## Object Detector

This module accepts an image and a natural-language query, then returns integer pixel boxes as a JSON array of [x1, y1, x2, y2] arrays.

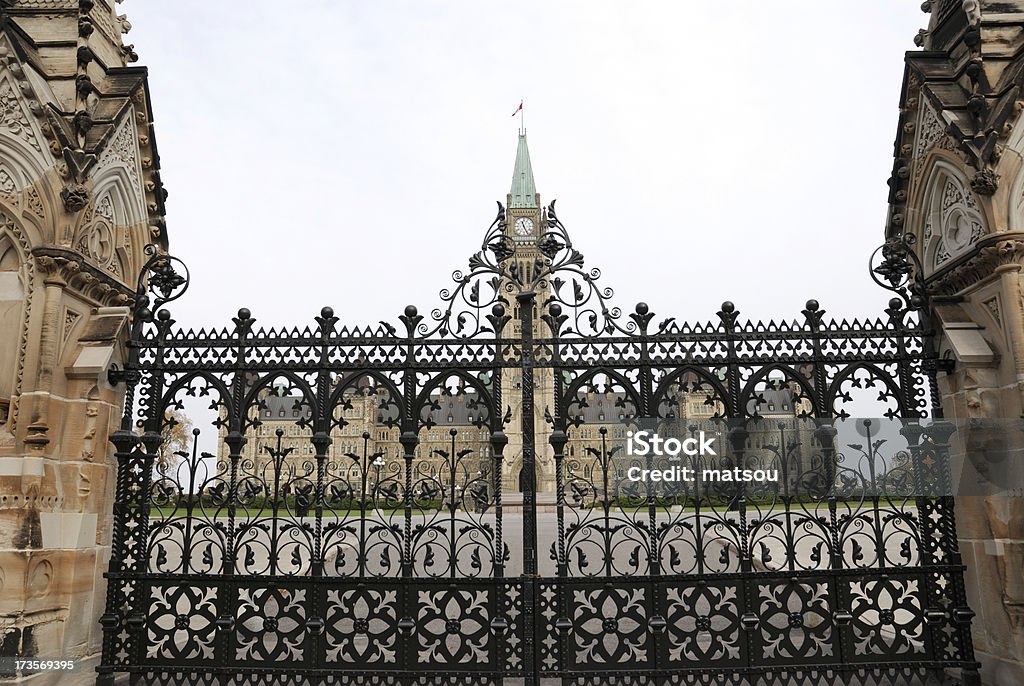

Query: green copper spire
[[509, 133, 537, 208]]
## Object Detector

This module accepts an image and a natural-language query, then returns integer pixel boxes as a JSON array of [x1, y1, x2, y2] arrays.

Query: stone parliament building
[[221, 140, 812, 499], [0, 1, 1020, 685], [220, 139, 811, 501]]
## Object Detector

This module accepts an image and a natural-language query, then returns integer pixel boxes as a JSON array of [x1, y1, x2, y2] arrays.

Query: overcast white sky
[[127, 2, 927, 331]]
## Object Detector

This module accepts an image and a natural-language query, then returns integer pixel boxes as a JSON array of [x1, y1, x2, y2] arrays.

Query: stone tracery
[[922, 165, 986, 272]]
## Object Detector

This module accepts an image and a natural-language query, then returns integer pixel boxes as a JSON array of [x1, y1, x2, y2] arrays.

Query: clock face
[[514, 217, 534, 236]]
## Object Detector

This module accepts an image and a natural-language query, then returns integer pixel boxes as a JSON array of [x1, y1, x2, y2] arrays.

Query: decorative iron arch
[[560, 367, 642, 425], [152, 370, 233, 432], [651, 365, 731, 419], [239, 370, 318, 430], [411, 369, 496, 431], [826, 361, 913, 419], [740, 362, 820, 419]]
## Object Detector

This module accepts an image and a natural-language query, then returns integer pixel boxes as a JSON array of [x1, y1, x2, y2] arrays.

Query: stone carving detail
[[928, 238, 1024, 295], [80, 220, 117, 273], [81, 403, 97, 460], [63, 309, 81, 342], [0, 167, 16, 195], [34, 252, 131, 308], [73, 194, 121, 275], [915, 100, 946, 159], [90, 3, 118, 42], [971, 169, 999, 196], [95, 111, 143, 199], [0, 76, 42, 154], [28, 559, 53, 597], [77, 469, 91, 505], [23, 186, 43, 218], [982, 297, 1001, 328], [11, 0, 78, 7], [61, 183, 90, 212], [962, 0, 981, 26], [96, 193, 114, 221], [927, 176, 985, 269]]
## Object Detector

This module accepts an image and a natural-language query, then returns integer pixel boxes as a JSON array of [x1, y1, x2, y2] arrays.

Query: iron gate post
[[517, 289, 539, 685], [96, 429, 140, 686]]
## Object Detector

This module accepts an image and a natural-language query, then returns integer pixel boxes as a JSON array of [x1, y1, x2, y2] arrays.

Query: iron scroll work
[[99, 204, 981, 685]]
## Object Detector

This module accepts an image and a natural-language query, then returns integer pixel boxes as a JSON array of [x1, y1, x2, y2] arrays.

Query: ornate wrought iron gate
[[99, 205, 981, 685]]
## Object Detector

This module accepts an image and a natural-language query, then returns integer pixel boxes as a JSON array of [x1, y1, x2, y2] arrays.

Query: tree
[[157, 408, 194, 474]]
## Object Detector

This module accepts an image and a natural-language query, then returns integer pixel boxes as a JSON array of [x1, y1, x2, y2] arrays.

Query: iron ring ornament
[[134, 243, 191, 325], [870, 232, 930, 316], [96, 203, 980, 686]]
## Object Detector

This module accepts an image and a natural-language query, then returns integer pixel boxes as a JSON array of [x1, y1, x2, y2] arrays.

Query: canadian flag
[[511, 101, 523, 117]]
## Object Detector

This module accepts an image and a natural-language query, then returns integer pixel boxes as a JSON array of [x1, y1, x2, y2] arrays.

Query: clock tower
[[502, 133, 555, 494], [506, 132, 544, 274]]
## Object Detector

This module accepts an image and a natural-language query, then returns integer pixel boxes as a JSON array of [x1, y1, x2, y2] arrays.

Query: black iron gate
[[99, 204, 981, 685]]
